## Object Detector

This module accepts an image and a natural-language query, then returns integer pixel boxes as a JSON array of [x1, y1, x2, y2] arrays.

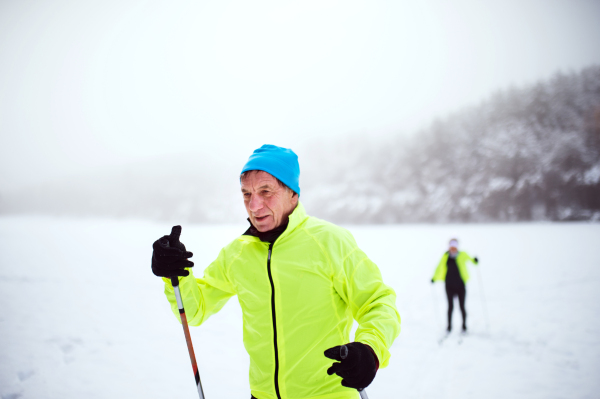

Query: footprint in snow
[[46, 337, 84, 364], [17, 370, 35, 381]]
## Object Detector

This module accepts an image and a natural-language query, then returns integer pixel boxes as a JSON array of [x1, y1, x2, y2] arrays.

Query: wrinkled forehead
[[240, 170, 279, 190]]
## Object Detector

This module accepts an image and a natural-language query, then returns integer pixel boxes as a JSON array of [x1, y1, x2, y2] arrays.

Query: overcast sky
[[1, 0, 600, 190]]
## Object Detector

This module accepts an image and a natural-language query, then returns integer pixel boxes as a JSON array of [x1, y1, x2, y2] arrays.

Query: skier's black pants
[[445, 283, 466, 329]]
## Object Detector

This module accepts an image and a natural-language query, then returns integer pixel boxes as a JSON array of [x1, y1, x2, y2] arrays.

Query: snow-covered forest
[[1, 66, 599, 223], [302, 65, 600, 223]]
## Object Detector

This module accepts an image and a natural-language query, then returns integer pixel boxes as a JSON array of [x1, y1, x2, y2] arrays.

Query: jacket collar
[[279, 201, 308, 241], [240, 202, 308, 244], [244, 218, 288, 243]]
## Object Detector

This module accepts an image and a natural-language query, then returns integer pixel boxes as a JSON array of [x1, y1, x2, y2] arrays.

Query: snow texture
[[1, 216, 599, 399]]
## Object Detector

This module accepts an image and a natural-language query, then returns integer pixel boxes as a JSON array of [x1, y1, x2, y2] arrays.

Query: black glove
[[151, 225, 194, 277], [324, 342, 378, 390], [431, 278, 434, 284], [474, 257, 479, 264]]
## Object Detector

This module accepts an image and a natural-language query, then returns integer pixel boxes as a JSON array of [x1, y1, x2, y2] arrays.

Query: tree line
[[302, 65, 600, 223], [1, 65, 599, 223]]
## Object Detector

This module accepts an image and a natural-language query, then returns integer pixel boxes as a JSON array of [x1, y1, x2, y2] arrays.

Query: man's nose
[[248, 194, 263, 212]]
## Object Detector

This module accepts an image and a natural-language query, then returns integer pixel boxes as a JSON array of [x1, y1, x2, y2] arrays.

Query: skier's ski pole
[[340, 345, 369, 399], [171, 276, 206, 399], [475, 267, 490, 333], [430, 283, 442, 331]]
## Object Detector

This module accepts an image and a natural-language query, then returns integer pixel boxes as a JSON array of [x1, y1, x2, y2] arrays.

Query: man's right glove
[[151, 225, 194, 277], [324, 342, 378, 390]]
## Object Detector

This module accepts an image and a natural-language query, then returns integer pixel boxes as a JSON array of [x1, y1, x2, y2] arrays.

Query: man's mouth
[[255, 215, 270, 222]]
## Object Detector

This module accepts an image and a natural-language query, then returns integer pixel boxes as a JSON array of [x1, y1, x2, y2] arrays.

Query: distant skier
[[431, 238, 478, 332], [150, 145, 401, 399]]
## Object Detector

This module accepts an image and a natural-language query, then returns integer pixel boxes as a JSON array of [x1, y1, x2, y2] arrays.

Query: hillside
[[303, 65, 600, 222]]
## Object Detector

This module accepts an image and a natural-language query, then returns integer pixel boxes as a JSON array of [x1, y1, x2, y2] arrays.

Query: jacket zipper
[[267, 242, 282, 399]]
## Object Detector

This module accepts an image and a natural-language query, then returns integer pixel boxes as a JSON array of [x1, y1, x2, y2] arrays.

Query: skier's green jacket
[[162, 202, 401, 399], [431, 251, 478, 283]]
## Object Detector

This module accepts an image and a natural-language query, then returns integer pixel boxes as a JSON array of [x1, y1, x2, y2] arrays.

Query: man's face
[[241, 171, 298, 232], [449, 246, 458, 255]]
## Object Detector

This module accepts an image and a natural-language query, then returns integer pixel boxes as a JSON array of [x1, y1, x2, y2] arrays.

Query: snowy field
[[1, 216, 599, 399]]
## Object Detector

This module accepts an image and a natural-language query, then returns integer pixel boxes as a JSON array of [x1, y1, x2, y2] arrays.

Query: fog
[[2, 3, 600, 398], [2, 0, 600, 213]]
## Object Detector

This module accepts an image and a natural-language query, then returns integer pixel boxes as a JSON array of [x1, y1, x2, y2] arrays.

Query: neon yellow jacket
[[162, 203, 400, 399], [431, 251, 478, 283]]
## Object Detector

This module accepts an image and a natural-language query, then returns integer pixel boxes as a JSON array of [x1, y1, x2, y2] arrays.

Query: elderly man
[[431, 238, 478, 332], [151, 145, 401, 399]]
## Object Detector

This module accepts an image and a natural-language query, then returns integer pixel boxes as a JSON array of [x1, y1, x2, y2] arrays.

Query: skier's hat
[[241, 144, 301, 196], [449, 239, 459, 248]]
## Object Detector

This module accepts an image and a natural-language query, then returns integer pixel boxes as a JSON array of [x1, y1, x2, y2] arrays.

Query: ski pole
[[340, 345, 369, 399], [430, 283, 442, 331], [171, 276, 206, 399], [475, 267, 490, 333]]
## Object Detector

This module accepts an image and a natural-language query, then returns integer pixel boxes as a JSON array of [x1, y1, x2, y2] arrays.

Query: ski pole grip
[[170, 276, 180, 287]]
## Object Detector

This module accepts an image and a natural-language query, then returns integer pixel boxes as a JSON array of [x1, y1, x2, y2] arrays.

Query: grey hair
[[240, 170, 297, 196]]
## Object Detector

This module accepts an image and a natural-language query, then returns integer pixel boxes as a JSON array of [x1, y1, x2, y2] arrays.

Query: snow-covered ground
[[1, 216, 599, 399]]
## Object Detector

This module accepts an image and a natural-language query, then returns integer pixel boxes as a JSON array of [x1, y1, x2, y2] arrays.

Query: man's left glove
[[324, 342, 378, 390], [151, 225, 194, 277]]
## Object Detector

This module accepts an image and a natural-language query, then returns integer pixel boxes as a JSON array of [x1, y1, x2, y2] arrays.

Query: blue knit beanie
[[241, 144, 300, 196]]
